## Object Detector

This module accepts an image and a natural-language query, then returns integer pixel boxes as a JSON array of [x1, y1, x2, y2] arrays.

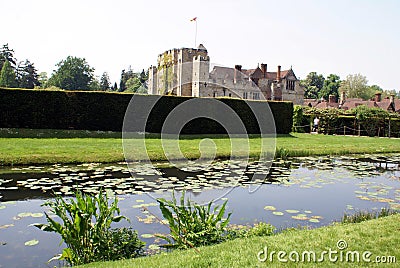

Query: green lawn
[[78, 214, 400, 268], [1, 131, 400, 165]]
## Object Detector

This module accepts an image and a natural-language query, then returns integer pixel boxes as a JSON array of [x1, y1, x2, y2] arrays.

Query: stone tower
[[148, 44, 209, 96], [192, 50, 210, 97]]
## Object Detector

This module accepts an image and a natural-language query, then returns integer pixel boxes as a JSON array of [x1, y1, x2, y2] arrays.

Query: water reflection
[[0, 154, 399, 267]]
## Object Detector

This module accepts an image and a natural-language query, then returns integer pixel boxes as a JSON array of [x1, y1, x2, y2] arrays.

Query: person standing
[[313, 117, 320, 133]]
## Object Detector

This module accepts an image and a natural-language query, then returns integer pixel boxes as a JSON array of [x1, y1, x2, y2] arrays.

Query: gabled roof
[[305, 96, 400, 113], [210, 66, 294, 81]]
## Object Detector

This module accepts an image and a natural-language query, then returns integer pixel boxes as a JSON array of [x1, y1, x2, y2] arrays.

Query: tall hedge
[[0, 88, 293, 134]]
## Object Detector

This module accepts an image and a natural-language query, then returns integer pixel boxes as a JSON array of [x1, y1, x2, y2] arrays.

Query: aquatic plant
[[156, 191, 232, 249], [34, 189, 145, 265]]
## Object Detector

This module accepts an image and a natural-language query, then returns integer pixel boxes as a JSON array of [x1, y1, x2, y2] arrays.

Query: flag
[[190, 17, 197, 22]]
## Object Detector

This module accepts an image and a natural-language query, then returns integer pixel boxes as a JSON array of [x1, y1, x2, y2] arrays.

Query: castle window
[[253, 92, 260, 100], [243, 92, 248, 99], [213, 91, 217, 97], [286, 80, 295, 90]]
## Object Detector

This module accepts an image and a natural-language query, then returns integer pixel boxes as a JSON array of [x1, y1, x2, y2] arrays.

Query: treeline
[[0, 44, 40, 89], [300, 72, 399, 101], [0, 43, 147, 92]]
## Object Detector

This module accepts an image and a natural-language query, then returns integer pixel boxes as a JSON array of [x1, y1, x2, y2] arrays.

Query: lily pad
[[140, 233, 154, 238], [0, 224, 14, 229], [309, 218, 320, 223], [24, 239, 39, 246], [285, 209, 300, 214], [272, 211, 284, 216], [148, 244, 160, 250], [264, 206, 276, 211], [291, 215, 308, 220], [18, 212, 33, 218], [0, 205, 6, 210], [31, 213, 44, 218]]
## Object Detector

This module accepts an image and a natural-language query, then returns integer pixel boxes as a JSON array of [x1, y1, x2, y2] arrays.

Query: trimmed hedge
[[0, 88, 293, 134]]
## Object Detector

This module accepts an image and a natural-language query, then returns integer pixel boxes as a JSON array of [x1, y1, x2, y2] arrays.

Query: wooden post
[[344, 126, 346, 136], [358, 124, 361, 136], [389, 118, 391, 138]]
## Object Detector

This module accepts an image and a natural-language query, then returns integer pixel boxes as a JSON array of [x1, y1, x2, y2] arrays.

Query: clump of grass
[[341, 207, 398, 224], [274, 147, 289, 160], [226, 222, 275, 240]]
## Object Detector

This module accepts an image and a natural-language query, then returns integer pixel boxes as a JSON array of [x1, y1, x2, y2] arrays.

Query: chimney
[[329, 94, 336, 104], [277, 65, 281, 82], [374, 92, 382, 102], [260, 63, 267, 78], [390, 94, 395, 104], [340, 91, 346, 105], [234, 65, 242, 83]]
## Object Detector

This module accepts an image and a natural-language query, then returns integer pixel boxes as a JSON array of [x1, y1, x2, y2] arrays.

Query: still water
[[0, 154, 399, 267]]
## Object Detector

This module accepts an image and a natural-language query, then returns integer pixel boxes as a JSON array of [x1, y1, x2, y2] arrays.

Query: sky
[[2, 0, 400, 91]]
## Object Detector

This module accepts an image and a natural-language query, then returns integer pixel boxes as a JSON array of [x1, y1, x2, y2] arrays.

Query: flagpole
[[190, 17, 198, 48], [195, 19, 197, 48]]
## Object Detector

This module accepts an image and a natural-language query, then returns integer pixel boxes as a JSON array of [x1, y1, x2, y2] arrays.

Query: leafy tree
[[89, 76, 101, 90], [369, 84, 383, 93], [339, 74, 373, 100], [47, 56, 95, 90], [300, 72, 325, 99], [0, 43, 16, 70], [16, 59, 40, 88], [0, 60, 18, 88], [100, 72, 111, 91], [125, 76, 147, 93], [119, 66, 136, 92], [318, 74, 340, 100], [38, 72, 48, 88]]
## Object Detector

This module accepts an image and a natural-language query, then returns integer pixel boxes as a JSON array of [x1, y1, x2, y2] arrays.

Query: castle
[[148, 44, 304, 105]]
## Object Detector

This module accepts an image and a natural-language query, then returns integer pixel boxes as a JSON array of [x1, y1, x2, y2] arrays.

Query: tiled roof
[[315, 101, 339, 109], [305, 97, 400, 113], [210, 66, 291, 81]]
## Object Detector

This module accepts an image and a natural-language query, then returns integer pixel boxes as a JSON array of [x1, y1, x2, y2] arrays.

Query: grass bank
[[78, 214, 400, 268], [1, 129, 400, 165]]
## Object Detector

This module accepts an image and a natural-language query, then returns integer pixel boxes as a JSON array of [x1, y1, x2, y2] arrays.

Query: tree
[[100, 72, 111, 91], [119, 66, 136, 92], [119, 70, 127, 91], [0, 60, 18, 88], [47, 56, 95, 90], [111, 82, 118, 91], [38, 72, 48, 88], [0, 43, 16, 70], [16, 59, 40, 88], [89, 76, 101, 90], [300, 72, 325, 99], [318, 74, 340, 100], [339, 74, 373, 100]]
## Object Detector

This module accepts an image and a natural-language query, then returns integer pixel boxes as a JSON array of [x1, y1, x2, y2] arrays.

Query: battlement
[[193, 55, 210, 61]]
